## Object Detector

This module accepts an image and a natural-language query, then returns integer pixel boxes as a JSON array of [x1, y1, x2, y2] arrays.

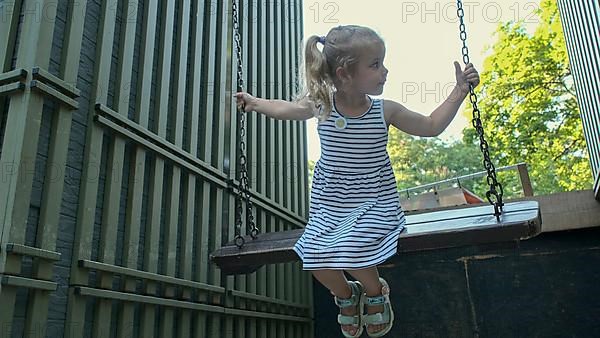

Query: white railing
[[401, 163, 534, 197]]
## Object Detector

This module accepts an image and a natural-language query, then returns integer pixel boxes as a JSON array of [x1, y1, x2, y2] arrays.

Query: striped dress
[[293, 96, 406, 270]]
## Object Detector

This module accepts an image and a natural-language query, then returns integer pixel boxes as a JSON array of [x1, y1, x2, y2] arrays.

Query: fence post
[[517, 163, 534, 197]]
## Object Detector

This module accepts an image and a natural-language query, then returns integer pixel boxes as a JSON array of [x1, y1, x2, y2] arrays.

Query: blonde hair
[[295, 25, 384, 121]]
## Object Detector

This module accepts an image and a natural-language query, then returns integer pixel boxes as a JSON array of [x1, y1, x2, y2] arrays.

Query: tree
[[386, 132, 481, 191], [462, 0, 592, 194]]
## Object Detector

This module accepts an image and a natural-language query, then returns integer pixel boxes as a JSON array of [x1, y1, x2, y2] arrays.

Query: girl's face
[[353, 43, 388, 95]]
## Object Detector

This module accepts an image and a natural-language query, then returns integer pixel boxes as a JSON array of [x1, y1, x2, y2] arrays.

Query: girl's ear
[[335, 66, 352, 84]]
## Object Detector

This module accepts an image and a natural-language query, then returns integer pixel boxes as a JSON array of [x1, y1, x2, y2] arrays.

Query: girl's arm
[[385, 62, 478, 137], [235, 92, 316, 120], [384, 99, 437, 137]]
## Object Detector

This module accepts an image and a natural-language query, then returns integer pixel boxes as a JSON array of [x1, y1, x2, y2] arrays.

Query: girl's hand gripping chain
[[454, 61, 480, 94], [235, 92, 258, 112]]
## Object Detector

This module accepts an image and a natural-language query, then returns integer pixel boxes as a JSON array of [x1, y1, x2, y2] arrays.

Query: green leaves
[[472, 0, 592, 195], [386, 131, 482, 193], [387, 0, 592, 198]]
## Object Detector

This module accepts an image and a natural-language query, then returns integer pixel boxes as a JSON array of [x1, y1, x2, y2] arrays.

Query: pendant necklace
[[334, 116, 347, 129]]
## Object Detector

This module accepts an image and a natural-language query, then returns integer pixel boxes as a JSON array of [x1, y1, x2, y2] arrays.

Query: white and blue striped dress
[[293, 97, 406, 270]]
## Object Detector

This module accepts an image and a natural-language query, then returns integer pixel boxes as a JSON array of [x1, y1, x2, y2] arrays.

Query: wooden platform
[[210, 201, 542, 275]]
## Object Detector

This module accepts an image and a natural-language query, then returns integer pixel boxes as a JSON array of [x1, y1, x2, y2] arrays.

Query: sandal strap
[[335, 294, 358, 308], [334, 282, 362, 308], [335, 281, 365, 337], [364, 277, 392, 326], [337, 313, 360, 326], [364, 295, 385, 306], [363, 304, 391, 325], [364, 276, 391, 306]]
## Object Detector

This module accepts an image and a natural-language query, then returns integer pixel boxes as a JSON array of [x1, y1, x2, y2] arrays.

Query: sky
[[301, 0, 541, 161]]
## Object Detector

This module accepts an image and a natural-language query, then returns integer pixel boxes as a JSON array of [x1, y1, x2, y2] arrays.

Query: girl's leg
[[345, 267, 388, 335], [311, 269, 359, 336]]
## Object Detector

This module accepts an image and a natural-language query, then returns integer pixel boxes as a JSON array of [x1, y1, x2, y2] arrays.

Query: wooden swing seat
[[211, 200, 542, 275]]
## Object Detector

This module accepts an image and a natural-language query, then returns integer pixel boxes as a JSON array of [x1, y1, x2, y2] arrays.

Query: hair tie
[[317, 36, 326, 45]]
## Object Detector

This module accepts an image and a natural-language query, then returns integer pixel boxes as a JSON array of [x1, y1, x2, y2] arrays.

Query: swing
[[211, 0, 542, 275]]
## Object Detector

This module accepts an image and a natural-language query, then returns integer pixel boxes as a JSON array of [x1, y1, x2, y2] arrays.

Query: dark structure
[[0, 1, 310, 337], [558, 0, 600, 199]]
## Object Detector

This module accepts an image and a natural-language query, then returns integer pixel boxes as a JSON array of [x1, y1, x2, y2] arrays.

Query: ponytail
[[303, 35, 334, 121]]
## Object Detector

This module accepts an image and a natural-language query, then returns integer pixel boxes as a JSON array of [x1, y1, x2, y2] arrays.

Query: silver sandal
[[362, 277, 394, 337], [334, 281, 365, 338]]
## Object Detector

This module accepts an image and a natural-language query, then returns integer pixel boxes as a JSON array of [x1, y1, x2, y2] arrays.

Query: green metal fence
[[0, 1, 312, 337]]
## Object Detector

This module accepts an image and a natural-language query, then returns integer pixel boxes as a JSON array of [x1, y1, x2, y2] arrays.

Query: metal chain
[[232, 0, 258, 248], [456, 0, 504, 220]]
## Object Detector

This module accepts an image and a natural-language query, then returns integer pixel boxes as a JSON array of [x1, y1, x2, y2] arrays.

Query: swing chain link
[[233, 0, 258, 249], [456, 0, 504, 220]]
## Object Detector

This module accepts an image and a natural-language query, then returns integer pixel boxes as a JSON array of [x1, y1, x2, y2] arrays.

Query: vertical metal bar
[[0, 286, 18, 334], [153, 0, 177, 335], [296, 1, 313, 334], [0, 0, 23, 143], [65, 0, 115, 335], [214, 0, 227, 172], [169, 0, 191, 337], [267, 0, 276, 207], [257, 217, 268, 337], [287, 2, 303, 333], [197, 182, 211, 338], [0, 256, 20, 338], [209, 188, 224, 338], [290, 1, 314, 337], [181, 89, 199, 332], [252, 0, 268, 335], [297, 3, 308, 221], [232, 1, 246, 337], [200, 0, 216, 165], [293, 262, 302, 338], [188, 0, 206, 335], [254, 0, 265, 335], [97, 1, 140, 335], [225, 1, 239, 337], [282, 1, 295, 336], [265, 1, 277, 336], [215, 2, 230, 337], [0, 0, 22, 71], [197, 0, 216, 328], [129, 0, 159, 336], [274, 0, 284, 207], [239, 0, 255, 338], [180, 118, 196, 332], [273, 1, 287, 336], [289, 1, 299, 218], [0, 0, 56, 274], [244, 0, 264, 332], [26, 0, 85, 334], [203, 0, 225, 335], [118, 0, 147, 334], [142, 53, 162, 338], [283, 1, 292, 211], [257, 0, 267, 208], [220, 1, 232, 335]]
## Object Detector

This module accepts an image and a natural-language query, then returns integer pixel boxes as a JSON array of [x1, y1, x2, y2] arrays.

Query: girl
[[235, 25, 480, 338]]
